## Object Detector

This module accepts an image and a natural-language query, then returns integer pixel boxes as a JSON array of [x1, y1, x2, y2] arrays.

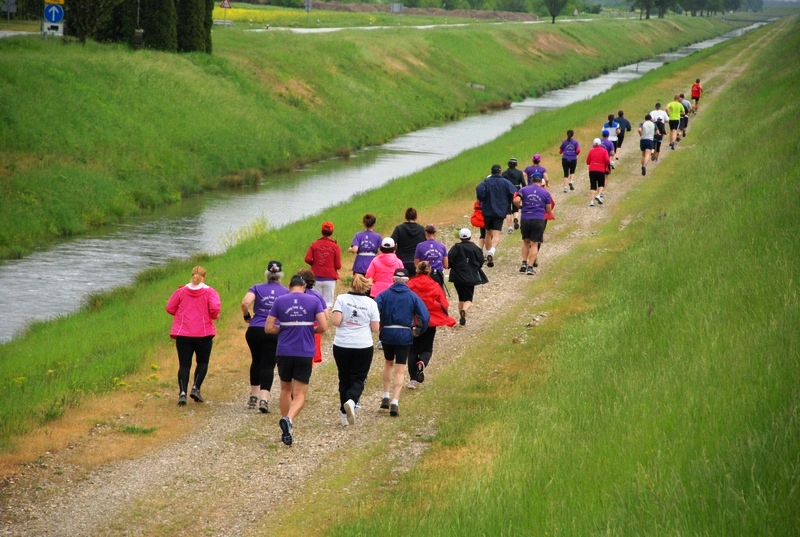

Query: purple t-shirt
[[350, 229, 381, 274], [413, 239, 448, 271], [518, 184, 552, 220], [601, 138, 615, 157], [248, 281, 289, 328], [523, 165, 546, 186], [560, 138, 580, 161], [268, 291, 324, 358]]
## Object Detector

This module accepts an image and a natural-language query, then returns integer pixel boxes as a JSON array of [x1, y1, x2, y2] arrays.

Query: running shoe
[[532, 259, 538, 268], [519, 262, 527, 273], [178, 393, 187, 406], [279, 417, 293, 446], [526, 265, 535, 276], [569, 182, 574, 191], [670, 143, 675, 150], [416, 361, 425, 383], [486, 254, 494, 268], [513, 217, 520, 230], [344, 399, 356, 425], [190, 387, 204, 403], [595, 196, 603, 205], [380, 397, 390, 410], [642, 166, 646, 176], [563, 187, 568, 193], [407, 380, 418, 390], [340, 413, 349, 426], [390, 403, 399, 417], [589, 202, 595, 207], [507, 226, 514, 234], [259, 399, 269, 414], [247, 395, 258, 409], [459, 310, 466, 326]]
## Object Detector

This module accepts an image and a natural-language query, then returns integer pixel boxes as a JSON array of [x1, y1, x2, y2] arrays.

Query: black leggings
[[245, 326, 278, 391], [409, 326, 437, 378], [175, 336, 213, 394], [332, 344, 374, 412]]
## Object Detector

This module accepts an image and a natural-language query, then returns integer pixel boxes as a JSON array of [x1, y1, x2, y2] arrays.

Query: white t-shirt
[[332, 293, 380, 348], [639, 120, 656, 141], [650, 109, 669, 124]]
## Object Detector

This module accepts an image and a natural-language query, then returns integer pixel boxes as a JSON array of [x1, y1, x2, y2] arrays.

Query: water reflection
[[0, 23, 767, 342]]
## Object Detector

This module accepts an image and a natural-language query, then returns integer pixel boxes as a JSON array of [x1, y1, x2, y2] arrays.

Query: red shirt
[[691, 83, 702, 98], [304, 236, 342, 280], [586, 146, 610, 173]]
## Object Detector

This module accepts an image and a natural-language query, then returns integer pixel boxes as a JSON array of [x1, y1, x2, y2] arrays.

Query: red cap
[[321, 221, 334, 233]]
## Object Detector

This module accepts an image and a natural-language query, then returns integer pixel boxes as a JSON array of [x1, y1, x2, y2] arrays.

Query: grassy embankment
[[303, 17, 796, 536], [0, 15, 737, 259]]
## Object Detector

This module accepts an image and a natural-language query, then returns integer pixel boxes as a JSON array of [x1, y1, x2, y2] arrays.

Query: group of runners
[[165, 79, 703, 446]]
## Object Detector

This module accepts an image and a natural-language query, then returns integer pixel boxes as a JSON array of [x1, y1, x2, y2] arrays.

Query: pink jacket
[[365, 253, 404, 298], [166, 284, 221, 338]]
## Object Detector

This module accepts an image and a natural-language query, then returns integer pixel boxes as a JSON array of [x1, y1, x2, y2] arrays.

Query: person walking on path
[[375, 268, 429, 417], [166, 266, 221, 407], [691, 78, 703, 113], [476, 164, 517, 268], [348, 213, 381, 276], [330, 274, 380, 426], [558, 129, 581, 193], [241, 260, 289, 413], [366, 237, 405, 299], [413, 224, 449, 289], [447, 228, 488, 326], [406, 261, 456, 389], [304, 221, 341, 309], [470, 200, 486, 250], [586, 138, 610, 207], [514, 173, 553, 275], [666, 95, 685, 150], [638, 114, 656, 176], [600, 129, 615, 199], [679, 93, 692, 139], [265, 274, 328, 446], [502, 158, 525, 233], [615, 110, 632, 156], [391, 207, 426, 275], [602, 114, 621, 158], [523, 154, 550, 189]]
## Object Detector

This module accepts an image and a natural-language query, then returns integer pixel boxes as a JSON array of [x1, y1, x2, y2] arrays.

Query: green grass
[[0, 16, 739, 259], [320, 17, 800, 537]]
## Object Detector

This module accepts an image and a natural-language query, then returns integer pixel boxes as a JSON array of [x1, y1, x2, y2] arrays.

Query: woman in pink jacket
[[406, 261, 457, 389], [166, 266, 221, 406], [366, 237, 404, 299]]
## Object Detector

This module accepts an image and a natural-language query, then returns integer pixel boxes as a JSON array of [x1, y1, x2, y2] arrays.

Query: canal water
[[0, 23, 766, 342]]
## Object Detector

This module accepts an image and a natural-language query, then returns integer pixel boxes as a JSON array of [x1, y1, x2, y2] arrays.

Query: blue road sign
[[44, 3, 64, 24]]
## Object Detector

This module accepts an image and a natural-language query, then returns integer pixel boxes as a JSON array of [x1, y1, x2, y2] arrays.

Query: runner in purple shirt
[[413, 224, 449, 287], [266, 274, 328, 446], [514, 175, 553, 275], [558, 130, 581, 193], [523, 154, 550, 188], [348, 213, 381, 275]]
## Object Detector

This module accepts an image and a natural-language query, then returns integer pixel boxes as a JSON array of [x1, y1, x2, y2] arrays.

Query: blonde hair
[[351, 274, 373, 294], [416, 261, 431, 275], [190, 266, 206, 285]]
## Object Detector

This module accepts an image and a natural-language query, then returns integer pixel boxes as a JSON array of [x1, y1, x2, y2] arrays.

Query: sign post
[[220, 0, 231, 25], [2, 0, 17, 27], [43, 2, 64, 37]]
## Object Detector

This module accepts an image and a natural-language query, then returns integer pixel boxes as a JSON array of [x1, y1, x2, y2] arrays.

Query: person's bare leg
[[287, 381, 308, 422], [279, 380, 292, 417], [392, 363, 405, 402]]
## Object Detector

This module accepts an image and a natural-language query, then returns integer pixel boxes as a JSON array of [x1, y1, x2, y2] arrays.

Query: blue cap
[[602, 129, 610, 137]]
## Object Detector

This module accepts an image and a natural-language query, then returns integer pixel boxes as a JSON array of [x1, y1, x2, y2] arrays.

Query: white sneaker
[[563, 187, 568, 193], [407, 380, 418, 390], [340, 412, 349, 426], [507, 227, 514, 234], [343, 399, 356, 425]]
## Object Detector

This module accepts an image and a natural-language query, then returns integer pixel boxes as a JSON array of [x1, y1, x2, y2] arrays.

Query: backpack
[[470, 201, 484, 229]]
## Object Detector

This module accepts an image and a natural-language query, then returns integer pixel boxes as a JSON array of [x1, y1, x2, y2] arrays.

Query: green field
[[0, 14, 737, 259]]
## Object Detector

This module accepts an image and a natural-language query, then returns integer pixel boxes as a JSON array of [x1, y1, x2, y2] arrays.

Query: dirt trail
[[0, 26, 773, 536]]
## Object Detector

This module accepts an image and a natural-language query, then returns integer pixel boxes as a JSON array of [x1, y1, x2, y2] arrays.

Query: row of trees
[[631, 0, 763, 19], [16, 0, 213, 52]]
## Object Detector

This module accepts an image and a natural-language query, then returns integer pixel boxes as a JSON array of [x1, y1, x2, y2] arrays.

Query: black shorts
[[479, 227, 486, 240], [453, 283, 475, 303], [277, 355, 313, 384], [669, 119, 680, 131], [617, 133, 625, 148], [483, 215, 504, 232], [589, 170, 606, 191], [680, 116, 688, 129], [382, 343, 410, 365], [562, 159, 577, 177], [692, 96, 700, 102], [640, 139, 654, 151], [520, 218, 547, 243]]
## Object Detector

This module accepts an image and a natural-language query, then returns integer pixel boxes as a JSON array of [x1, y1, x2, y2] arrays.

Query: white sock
[[391, 399, 399, 406], [383, 392, 390, 399]]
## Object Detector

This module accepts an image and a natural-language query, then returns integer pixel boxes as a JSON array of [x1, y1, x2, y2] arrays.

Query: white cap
[[381, 237, 395, 248], [459, 228, 472, 239], [593, 138, 602, 146]]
